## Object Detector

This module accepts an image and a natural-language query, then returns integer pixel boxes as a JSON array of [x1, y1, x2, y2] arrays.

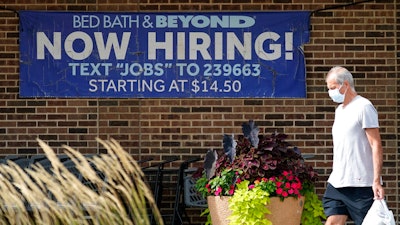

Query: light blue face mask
[[328, 85, 346, 103]]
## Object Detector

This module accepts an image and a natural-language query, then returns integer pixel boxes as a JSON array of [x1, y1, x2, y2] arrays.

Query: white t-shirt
[[327, 95, 379, 188]]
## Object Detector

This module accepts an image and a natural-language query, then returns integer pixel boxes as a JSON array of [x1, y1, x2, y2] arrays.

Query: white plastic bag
[[362, 199, 396, 225]]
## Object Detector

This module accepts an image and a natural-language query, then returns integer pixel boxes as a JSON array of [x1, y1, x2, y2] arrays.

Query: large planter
[[207, 195, 305, 225]]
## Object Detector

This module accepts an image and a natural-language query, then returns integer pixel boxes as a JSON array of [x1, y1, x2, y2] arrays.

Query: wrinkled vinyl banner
[[19, 11, 310, 98]]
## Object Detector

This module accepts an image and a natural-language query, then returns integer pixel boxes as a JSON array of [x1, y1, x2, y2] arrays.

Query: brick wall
[[0, 0, 398, 224]]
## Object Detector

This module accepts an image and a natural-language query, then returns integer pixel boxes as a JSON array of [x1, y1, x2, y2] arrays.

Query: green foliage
[[200, 208, 212, 225], [228, 180, 272, 225], [195, 175, 210, 198], [256, 178, 276, 194], [208, 169, 237, 196], [301, 184, 326, 225], [196, 169, 239, 197]]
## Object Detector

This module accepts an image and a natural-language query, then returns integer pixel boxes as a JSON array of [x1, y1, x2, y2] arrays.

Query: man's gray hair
[[327, 66, 355, 91]]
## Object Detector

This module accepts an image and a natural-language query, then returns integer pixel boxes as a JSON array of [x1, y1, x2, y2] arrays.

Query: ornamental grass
[[0, 138, 163, 225]]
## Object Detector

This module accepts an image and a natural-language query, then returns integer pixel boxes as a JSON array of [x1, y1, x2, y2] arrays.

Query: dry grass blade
[[94, 138, 163, 225], [0, 138, 164, 225]]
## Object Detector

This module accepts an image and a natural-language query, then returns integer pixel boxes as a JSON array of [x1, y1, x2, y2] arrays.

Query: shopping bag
[[362, 199, 396, 225]]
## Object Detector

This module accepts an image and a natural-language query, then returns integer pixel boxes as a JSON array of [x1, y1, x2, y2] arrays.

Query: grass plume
[[0, 138, 163, 225]]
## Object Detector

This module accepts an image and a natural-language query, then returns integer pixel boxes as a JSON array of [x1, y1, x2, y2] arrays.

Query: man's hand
[[372, 183, 385, 200]]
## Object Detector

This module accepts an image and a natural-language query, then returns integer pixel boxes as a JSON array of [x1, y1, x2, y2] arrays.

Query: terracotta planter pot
[[266, 196, 305, 224], [207, 196, 232, 224], [207, 195, 305, 225]]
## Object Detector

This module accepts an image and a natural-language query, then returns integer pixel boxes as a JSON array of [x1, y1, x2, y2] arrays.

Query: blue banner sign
[[19, 11, 310, 98]]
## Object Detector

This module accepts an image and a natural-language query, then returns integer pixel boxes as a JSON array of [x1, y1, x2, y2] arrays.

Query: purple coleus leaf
[[247, 160, 260, 168]]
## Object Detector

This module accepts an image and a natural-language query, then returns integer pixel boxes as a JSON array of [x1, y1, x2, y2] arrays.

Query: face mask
[[328, 85, 346, 103]]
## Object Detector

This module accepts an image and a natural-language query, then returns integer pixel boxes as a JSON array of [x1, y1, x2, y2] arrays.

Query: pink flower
[[291, 182, 301, 189], [229, 185, 235, 195], [276, 188, 283, 195], [283, 171, 289, 176], [249, 184, 255, 189], [276, 181, 282, 187], [215, 186, 222, 196], [282, 191, 288, 197]]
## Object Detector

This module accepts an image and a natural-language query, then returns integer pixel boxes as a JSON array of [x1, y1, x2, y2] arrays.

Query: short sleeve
[[362, 103, 379, 129]]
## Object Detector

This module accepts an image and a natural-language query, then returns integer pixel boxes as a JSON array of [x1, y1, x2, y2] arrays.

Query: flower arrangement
[[258, 170, 303, 199], [195, 120, 326, 225]]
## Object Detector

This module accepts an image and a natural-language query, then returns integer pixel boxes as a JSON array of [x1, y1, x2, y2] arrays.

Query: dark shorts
[[323, 183, 374, 225]]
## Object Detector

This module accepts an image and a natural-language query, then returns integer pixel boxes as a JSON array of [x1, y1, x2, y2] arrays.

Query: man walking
[[323, 66, 385, 225]]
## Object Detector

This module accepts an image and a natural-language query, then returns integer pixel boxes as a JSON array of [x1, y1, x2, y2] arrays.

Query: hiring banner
[[19, 11, 310, 98]]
